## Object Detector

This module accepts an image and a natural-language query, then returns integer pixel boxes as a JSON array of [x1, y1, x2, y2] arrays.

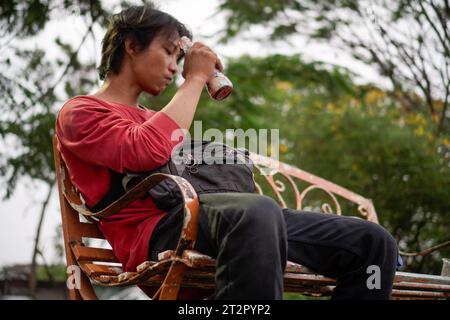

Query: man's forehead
[[153, 32, 180, 46], [165, 33, 181, 47]]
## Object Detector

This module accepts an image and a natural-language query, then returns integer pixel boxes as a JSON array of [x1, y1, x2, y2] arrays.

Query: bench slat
[[140, 255, 450, 295], [83, 263, 122, 277], [392, 289, 450, 299], [394, 281, 450, 292], [283, 273, 336, 286], [395, 272, 450, 285], [78, 222, 105, 239], [72, 244, 119, 263]]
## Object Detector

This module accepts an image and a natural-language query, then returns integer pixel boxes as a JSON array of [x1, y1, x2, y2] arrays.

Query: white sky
[[0, 0, 385, 267]]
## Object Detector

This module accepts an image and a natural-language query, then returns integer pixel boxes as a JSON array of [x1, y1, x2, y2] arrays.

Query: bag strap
[[88, 168, 158, 213]]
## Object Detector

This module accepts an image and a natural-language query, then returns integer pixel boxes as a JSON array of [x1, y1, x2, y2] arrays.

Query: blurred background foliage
[[0, 0, 449, 298]]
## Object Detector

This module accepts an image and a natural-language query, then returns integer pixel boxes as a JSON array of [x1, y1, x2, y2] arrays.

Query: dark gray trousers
[[149, 193, 398, 300]]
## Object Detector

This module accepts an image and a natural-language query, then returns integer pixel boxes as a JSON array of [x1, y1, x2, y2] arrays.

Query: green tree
[[292, 95, 450, 273], [216, 0, 450, 135], [0, 0, 130, 298]]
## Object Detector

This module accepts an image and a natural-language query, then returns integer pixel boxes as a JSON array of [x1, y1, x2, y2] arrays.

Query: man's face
[[131, 32, 183, 96]]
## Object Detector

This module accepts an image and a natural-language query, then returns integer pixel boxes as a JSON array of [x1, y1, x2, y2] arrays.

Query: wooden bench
[[52, 136, 450, 300]]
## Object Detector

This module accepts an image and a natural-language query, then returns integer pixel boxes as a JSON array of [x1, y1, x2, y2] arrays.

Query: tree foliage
[[217, 0, 450, 135], [0, 0, 134, 297], [0, 0, 123, 198]]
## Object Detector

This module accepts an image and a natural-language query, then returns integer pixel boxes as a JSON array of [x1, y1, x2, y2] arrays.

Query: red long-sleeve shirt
[[55, 95, 183, 272]]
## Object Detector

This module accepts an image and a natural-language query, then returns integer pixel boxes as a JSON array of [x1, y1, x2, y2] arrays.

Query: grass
[[36, 264, 67, 282], [283, 292, 330, 300]]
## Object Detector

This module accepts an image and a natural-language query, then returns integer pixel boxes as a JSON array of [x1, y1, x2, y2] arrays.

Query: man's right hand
[[181, 42, 223, 83], [161, 41, 224, 131]]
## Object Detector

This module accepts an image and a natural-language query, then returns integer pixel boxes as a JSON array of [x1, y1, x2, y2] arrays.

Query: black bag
[[89, 140, 256, 212]]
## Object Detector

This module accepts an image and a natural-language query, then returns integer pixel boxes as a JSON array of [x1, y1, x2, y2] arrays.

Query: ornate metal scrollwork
[[254, 182, 263, 195], [253, 164, 286, 207], [357, 205, 368, 218], [253, 164, 303, 209], [298, 185, 342, 215], [274, 179, 286, 192], [250, 156, 382, 219]]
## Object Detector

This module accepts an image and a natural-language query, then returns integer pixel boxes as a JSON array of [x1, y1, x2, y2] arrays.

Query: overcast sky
[[0, 0, 385, 267]]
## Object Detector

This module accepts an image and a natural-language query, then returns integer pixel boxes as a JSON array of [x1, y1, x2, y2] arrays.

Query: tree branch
[[418, 1, 449, 57], [25, 16, 98, 110]]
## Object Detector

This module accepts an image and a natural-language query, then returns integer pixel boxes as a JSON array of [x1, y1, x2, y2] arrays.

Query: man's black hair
[[98, 3, 192, 80]]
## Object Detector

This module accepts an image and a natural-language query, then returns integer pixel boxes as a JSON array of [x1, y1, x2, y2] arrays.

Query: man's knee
[[227, 194, 286, 238], [236, 195, 288, 266], [362, 222, 398, 260], [240, 194, 283, 222]]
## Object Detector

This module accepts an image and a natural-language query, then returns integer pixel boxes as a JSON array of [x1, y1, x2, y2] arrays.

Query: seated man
[[56, 3, 398, 300]]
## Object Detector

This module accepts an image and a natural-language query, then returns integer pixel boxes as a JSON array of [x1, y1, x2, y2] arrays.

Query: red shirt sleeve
[[56, 98, 183, 173]]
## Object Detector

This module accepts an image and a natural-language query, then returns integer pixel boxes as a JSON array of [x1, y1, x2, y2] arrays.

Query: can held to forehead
[[179, 36, 233, 101]]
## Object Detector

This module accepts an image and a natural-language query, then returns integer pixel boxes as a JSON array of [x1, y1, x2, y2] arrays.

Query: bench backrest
[[53, 136, 380, 299], [249, 153, 379, 223], [53, 136, 119, 299]]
